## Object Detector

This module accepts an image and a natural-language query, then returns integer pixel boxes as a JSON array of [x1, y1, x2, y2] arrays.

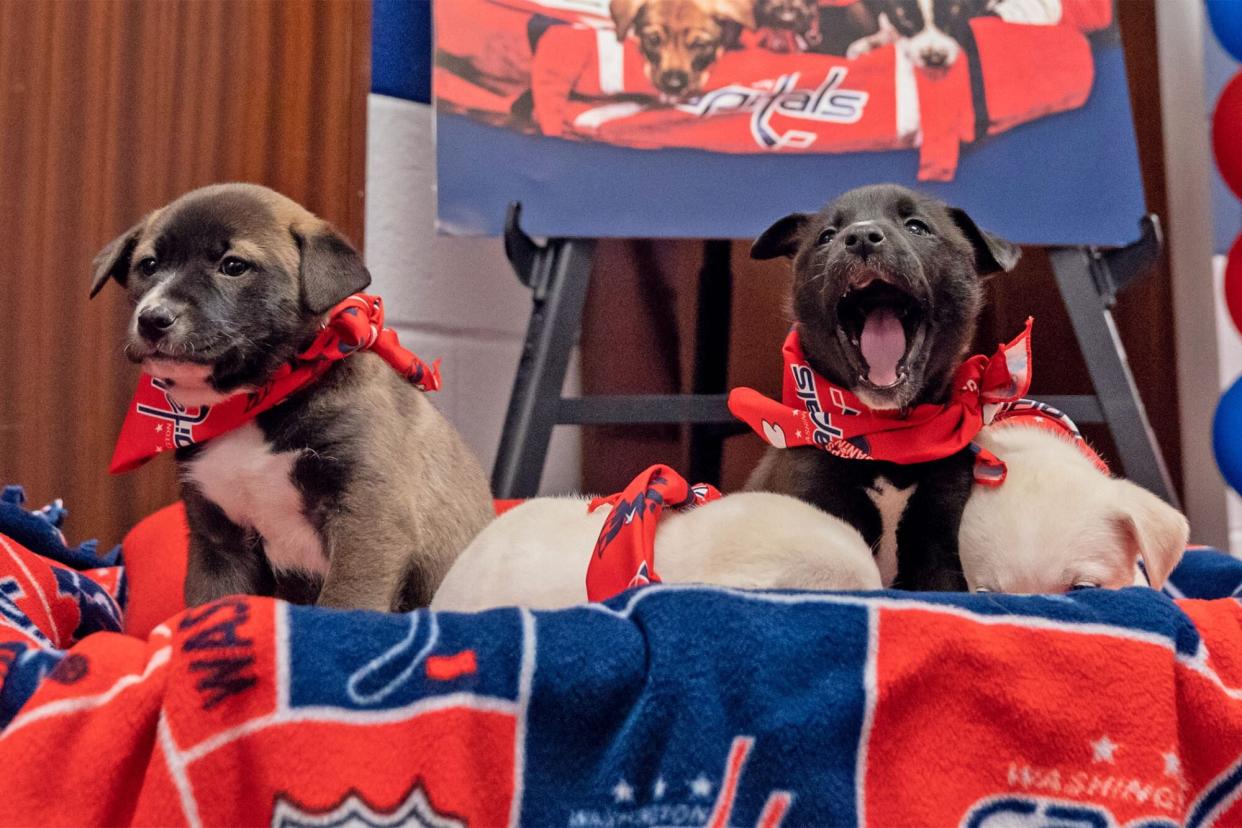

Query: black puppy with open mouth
[[734, 184, 1020, 591]]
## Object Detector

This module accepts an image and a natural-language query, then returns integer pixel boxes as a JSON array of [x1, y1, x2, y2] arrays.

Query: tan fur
[[92, 183, 495, 612], [432, 491, 880, 612], [312, 356, 496, 611], [960, 423, 1189, 593], [610, 0, 755, 98]]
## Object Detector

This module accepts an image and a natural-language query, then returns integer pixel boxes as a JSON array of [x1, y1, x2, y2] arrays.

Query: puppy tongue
[[860, 307, 905, 387]]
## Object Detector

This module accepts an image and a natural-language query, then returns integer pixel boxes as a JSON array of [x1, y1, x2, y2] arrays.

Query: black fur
[[874, 0, 994, 38], [748, 184, 1018, 590]]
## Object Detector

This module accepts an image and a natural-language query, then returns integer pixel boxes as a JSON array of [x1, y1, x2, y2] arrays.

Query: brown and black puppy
[[611, 0, 756, 100], [90, 183, 494, 612], [745, 184, 1019, 591]]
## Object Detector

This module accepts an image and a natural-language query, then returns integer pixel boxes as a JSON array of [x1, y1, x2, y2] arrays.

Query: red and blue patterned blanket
[[1, 485, 1240, 826]]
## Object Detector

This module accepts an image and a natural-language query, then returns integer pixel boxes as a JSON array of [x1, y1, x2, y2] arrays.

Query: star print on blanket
[[1, 486, 1241, 826]]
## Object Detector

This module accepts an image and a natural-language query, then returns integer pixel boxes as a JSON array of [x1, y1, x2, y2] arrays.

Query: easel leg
[[688, 240, 733, 486], [1047, 247, 1180, 506], [491, 238, 596, 498]]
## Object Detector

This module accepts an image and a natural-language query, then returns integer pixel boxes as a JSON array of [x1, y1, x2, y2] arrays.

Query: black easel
[[491, 204, 1178, 508]]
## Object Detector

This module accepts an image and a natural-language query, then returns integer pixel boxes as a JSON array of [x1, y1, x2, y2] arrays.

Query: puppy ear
[[296, 224, 373, 314], [751, 213, 811, 260], [610, 0, 644, 39], [947, 207, 1021, 276], [89, 220, 144, 298], [714, 0, 757, 29], [1113, 480, 1188, 590]]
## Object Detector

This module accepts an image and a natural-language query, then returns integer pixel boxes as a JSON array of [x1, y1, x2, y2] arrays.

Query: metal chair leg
[[688, 240, 733, 486], [1048, 231, 1179, 506], [491, 205, 596, 498]]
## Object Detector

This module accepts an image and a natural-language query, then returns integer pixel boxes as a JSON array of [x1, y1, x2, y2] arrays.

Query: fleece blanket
[[1, 489, 1241, 826]]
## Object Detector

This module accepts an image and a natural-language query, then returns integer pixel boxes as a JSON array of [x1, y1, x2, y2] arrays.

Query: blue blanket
[[0, 488, 1240, 826]]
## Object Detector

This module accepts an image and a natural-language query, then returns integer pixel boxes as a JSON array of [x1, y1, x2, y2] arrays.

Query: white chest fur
[[865, 477, 916, 587], [182, 422, 327, 576]]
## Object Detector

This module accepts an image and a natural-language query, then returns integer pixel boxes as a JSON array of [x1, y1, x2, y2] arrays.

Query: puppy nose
[[923, 50, 948, 68], [138, 306, 179, 340], [843, 223, 885, 257], [659, 71, 689, 93]]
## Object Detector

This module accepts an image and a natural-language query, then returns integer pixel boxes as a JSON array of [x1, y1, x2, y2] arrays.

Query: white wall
[[364, 93, 582, 494], [1213, 254, 1242, 555], [1155, 0, 1233, 552]]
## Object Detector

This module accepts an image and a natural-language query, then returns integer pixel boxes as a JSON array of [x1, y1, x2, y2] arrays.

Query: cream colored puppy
[[431, 492, 882, 611], [959, 422, 1188, 594]]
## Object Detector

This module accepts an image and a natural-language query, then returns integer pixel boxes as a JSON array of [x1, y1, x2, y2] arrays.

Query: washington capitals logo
[[964, 795, 1178, 828], [790, 364, 860, 449], [594, 477, 677, 560], [679, 69, 868, 150], [573, 736, 794, 827], [680, 68, 864, 151], [135, 378, 209, 449], [271, 783, 463, 828]]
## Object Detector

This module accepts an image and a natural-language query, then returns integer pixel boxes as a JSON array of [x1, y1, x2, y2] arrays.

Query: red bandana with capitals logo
[[584, 464, 720, 602], [986, 398, 1110, 475], [727, 318, 1034, 486], [109, 294, 440, 474]]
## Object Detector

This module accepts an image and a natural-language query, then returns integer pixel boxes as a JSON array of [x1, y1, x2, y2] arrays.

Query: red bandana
[[584, 464, 721, 602], [727, 319, 1034, 486], [986, 398, 1110, 475], [109, 294, 440, 474]]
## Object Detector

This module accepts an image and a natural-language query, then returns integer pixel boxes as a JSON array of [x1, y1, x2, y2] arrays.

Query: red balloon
[[1229, 234, 1242, 337], [1213, 72, 1242, 200]]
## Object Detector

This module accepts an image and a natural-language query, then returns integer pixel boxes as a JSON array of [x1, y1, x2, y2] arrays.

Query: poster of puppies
[[433, 0, 1145, 244]]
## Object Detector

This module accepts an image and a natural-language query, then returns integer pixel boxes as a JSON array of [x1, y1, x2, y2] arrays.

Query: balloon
[[1213, 375, 1242, 494], [1213, 72, 1242, 200], [1208, 0, 1242, 63], [1227, 234, 1242, 337]]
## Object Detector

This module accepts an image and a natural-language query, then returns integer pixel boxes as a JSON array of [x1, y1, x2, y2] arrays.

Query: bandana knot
[[109, 293, 440, 474], [585, 465, 720, 602]]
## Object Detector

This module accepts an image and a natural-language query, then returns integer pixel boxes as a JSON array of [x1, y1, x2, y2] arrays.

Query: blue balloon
[[1208, 0, 1242, 63], [1214, 375, 1242, 494]]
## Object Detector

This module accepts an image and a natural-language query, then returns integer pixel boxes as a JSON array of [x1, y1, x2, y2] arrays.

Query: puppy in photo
[[742, 184, 1020, 591], [611, 0, 756, 100], [753, 0, 823, 52], [431, 492, 882, 612], [959, 413, 1188, 594], [847, 0, 996, 70], [91, 183, 494, 612]]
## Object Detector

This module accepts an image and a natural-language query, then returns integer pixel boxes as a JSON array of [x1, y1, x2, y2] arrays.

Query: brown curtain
[[0, 0, 371, 549]]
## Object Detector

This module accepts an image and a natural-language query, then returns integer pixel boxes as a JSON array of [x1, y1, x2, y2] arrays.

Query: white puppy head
[[960, 424, 1188, 594], [656, 491, 883, 591]]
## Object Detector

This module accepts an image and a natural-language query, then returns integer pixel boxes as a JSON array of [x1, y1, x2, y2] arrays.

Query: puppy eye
[[1069, 582, 1099, 592], [904, 218, 931, 236], [642, 31, 662, 48], [137, 257, 158, 277], [817, 227, 837, 246], [219, 257, 252, 277]]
